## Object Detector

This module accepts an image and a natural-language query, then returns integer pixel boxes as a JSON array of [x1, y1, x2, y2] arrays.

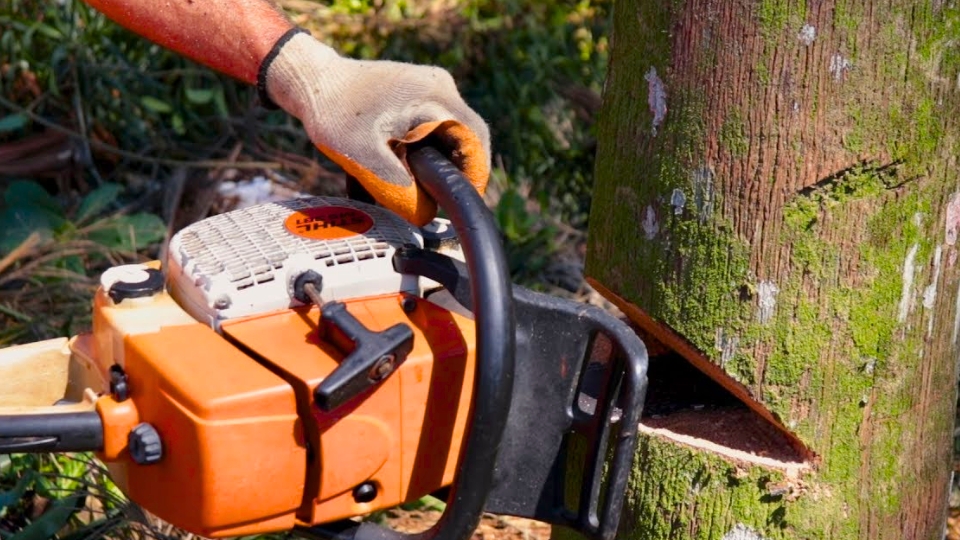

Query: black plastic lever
[[313, 302, 414, 412]]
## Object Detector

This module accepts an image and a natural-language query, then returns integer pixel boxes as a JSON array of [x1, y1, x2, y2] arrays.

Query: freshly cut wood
[[586, 0, 960, 538], [0, 337, 70, 407]]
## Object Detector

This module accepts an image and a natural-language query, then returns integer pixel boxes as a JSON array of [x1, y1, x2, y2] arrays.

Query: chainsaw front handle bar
[[401, 146, 516, 540], [301, 146, 517, 540]]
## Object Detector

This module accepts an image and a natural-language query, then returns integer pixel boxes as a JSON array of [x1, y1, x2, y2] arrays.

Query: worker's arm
[[83, 0, 292, 84], [84, 0, 491, 225]]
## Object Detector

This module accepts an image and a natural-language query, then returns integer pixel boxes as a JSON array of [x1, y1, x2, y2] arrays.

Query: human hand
[[262, 30, 491, 225]]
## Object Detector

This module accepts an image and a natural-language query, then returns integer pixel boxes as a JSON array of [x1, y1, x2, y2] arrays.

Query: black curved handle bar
[[299, 147, 516, 540]]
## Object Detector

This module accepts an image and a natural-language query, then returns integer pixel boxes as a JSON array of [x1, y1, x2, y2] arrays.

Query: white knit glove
[[261, 29, 491, 225]]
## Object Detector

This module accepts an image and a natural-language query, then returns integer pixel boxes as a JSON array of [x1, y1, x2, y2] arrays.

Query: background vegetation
[[0, 0, 610, 537]]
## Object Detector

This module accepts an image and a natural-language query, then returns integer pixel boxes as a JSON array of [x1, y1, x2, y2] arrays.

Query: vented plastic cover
[[166, 197, 422, 325]]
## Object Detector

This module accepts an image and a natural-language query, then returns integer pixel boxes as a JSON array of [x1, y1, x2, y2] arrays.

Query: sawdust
[[948, 508, 960, 540], [382, 510, 551, 540]]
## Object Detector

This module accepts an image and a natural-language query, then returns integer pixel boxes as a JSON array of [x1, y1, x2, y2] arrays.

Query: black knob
[[128, 423, 162, 465], [353, 482, 378, 503]]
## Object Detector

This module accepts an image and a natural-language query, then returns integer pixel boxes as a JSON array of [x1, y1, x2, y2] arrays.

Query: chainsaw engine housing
[[68, 197, 478, 537]]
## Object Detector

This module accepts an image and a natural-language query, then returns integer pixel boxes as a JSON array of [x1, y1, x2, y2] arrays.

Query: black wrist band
[[257, 27, 310, 109]]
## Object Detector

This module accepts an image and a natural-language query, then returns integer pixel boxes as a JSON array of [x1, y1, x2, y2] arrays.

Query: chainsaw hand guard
[[485, 288, 647, 540]]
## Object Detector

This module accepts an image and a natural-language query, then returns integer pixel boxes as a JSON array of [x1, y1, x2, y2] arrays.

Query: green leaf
[[0, 181, 64, 254], [4, 180, 62, 216], [185, 87, 214, 105], [0, 113, 28, 133], [213, 87, 229, 117], [75, 183, 121, 223], [31, 22, 62, 40], [0, 471, 35, 510], [171, 113, 186, 135], [140, 95, 173, 114], [87, 213, 166, 251], [9, 494, 83, 540], [0, 207, 54, 255]]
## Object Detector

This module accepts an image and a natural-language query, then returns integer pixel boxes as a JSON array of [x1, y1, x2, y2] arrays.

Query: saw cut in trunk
[[587, 0, 960, 538]]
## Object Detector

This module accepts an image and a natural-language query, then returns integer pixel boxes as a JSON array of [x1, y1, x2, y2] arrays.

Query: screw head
[[401, 297, 417, 313], [353, 482, 377, 503], [368, 355, 395, 382]]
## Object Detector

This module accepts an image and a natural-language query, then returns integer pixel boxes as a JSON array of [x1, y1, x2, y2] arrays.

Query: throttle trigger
[[313, 301, 414, 412]]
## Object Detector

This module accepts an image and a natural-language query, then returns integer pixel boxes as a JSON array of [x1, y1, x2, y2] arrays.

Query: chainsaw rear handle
[[0, 411, 103, 453], [300, 146, 517, 540]]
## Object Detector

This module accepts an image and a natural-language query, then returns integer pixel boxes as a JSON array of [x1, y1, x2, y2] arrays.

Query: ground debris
[[383, 510, 551, 540]]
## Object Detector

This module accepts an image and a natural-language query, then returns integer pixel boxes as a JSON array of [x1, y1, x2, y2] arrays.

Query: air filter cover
[[166, 197, 422, 325]]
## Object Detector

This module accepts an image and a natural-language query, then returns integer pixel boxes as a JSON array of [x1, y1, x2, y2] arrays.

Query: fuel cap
[[100, 265, 164, 303]]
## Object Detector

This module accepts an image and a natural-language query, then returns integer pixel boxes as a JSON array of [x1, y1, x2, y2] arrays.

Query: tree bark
[[586, 0, 960, 538]]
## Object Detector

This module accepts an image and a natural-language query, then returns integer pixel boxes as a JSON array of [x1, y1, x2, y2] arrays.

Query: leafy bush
[[0, 1, 609, 537], [0, 180, 165, 343]]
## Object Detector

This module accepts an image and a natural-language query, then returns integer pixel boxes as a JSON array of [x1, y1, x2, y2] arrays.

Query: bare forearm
[[84, 0, 293, 84]]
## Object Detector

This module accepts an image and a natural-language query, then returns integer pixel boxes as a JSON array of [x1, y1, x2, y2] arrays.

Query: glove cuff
[[261, 31, 341, 120], [257, 27, 311, 109]]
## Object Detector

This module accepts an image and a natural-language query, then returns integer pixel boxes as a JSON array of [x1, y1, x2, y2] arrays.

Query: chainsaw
[[0, 147, 648, 540]]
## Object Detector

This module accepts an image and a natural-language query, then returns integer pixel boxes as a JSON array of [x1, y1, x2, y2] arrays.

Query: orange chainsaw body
[[1, 154, 650, 540], [72, 280, 476, 537]]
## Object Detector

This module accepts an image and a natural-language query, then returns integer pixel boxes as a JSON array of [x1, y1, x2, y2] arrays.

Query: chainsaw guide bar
[[0, 148, 648, 540]]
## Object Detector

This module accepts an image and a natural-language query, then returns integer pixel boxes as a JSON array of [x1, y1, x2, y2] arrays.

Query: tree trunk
[[586, 0, 960, 538]]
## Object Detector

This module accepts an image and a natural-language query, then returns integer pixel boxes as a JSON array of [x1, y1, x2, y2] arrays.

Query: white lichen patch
[[692, 166, 715, 223], [671, 188, 686, 215], [829, 54, 852, 81], [722, 524, 771, 540], [945, 192, 960, 246], [952, 282, 960, 345], [924, 246, 942, 336], [642, 205, 659, 239], [798, 24, 816, 46], [715, 327, 739, 368], [644, 66, 667, 136], [757, 281, 779, 324], [898, 243, 920, 323]]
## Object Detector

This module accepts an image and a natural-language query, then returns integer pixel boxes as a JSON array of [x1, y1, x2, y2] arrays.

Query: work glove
[[260, 29, 491, 226]]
